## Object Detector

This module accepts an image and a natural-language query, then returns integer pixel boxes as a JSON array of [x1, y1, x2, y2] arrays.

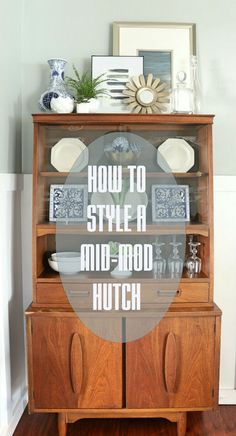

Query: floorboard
[[13, 407, 236, 435]]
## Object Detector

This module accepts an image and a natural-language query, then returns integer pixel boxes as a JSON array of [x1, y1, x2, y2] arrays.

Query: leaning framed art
[[113, 22, 196, 88]]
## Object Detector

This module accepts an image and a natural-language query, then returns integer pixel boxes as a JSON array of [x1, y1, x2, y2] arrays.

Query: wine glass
[[153, 238, 166, 278], [168, 238, 184, 279], [186, 241, 202, 278]]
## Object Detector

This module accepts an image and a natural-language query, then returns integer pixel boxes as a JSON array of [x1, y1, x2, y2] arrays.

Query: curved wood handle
[[157, 289, 182, 297], [70, 333, 83, 394], [164, 332, 177, 394]]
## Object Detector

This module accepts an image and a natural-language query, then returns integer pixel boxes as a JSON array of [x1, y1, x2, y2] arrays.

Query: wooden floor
[[13, 407, 236, 435]]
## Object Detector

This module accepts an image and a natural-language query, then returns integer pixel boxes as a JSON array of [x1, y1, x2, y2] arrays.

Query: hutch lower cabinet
[[26, 307, 221, 436], [26, 114, 221, 436]]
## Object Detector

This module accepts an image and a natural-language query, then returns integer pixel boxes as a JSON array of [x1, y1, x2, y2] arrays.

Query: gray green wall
[[4, 0, 236, 174], [0, 0, 22, 173]]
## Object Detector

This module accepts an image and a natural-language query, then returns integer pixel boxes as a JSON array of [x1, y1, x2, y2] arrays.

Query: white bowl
[[51, 252, 81, 262], [48, 257, 81, 275]]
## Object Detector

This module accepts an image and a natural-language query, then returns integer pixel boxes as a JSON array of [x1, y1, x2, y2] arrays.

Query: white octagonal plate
[[51, 138, 88, 172], [157, 138, 195, 173]]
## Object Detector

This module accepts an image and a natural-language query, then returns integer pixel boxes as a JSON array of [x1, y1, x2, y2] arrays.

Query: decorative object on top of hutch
[[39, 58, 74, 113], [66, 66, 108, 114], [113, 22, 196, 89], [122, 73, 170, 113], [26, 113, 221, 436], [91, 55, 144, 113]]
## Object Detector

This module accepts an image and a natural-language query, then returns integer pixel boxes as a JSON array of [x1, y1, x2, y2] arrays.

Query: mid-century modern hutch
[[26, 113, 221, 436]]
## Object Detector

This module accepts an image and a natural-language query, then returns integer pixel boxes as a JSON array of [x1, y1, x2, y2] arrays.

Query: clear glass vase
[[190, 55, 201, 113], [172, 71, 193, 114], [39, 58, 72, 112]]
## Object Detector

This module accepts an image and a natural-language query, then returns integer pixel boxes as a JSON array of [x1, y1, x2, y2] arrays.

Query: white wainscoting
[[214, 176, 236, 404], [0, 174, 27, 436], [1, 174, 235, 436]]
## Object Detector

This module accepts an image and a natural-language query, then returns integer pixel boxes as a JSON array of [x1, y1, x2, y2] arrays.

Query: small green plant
[[66, 65, 107, 103]]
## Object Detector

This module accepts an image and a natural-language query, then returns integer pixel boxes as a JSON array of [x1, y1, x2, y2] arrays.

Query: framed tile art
[[152, 184, 190, 222], [49, 184, 88, 222]]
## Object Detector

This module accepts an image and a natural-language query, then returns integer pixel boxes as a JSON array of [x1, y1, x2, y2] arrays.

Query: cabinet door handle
[[164, 332, 178, 393], [157, 289, 182, 297], [70, 333, 83, 394], [68, 290, 90, 296]]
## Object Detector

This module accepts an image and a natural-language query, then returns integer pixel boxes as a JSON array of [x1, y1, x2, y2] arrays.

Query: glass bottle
[[172, 71, 193, 114], [190, 55, 201, 113]]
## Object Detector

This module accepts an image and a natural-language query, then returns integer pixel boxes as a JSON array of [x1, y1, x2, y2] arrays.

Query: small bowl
[[51, 252, 81, 262], [48, 257, 81, 275]]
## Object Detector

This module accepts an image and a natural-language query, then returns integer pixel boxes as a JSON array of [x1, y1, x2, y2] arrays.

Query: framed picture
[[49, 184, 88, 222], [91, 55, 144, 112], [113, 22, 196, 88], [152, 184, 190, 222]]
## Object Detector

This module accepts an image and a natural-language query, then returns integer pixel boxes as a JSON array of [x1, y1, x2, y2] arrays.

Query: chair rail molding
[[0, 173, 27, 436], [214, 175, 236, 404]]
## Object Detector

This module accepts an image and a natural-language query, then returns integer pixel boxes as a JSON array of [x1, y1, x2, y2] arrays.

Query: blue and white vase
[[39, 58, 73, 112]]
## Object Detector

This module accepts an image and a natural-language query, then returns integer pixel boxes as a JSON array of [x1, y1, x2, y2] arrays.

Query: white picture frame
[[91, 55, 144, 112], [113, 22, 196, 88]]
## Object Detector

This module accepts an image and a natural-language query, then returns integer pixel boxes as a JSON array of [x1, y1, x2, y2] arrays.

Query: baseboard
[[219, 389, 236, 405], [0, 392, 28, 436]]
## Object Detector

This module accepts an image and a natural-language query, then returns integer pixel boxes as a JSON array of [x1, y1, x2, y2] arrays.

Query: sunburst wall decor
[[123, 73, 170, 114]]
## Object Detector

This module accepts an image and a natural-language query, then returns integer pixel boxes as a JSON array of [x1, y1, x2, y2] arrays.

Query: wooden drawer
[[141, 283, 209, 304], [36, 283, 92, 306], [36, 282, 209, 306]]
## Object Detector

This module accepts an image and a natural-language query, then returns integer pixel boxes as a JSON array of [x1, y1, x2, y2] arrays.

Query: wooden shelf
[[36, 223, 209, 237], [40, 171, 207, 179], [33, 113, 215, 125], [37, 269, 209, 283]]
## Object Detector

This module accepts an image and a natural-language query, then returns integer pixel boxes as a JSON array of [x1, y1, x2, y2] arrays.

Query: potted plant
[[66, 65, 107, 113]]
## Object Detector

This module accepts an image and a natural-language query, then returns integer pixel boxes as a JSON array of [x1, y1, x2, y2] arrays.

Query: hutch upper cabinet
[[26, 114, 221, 436]]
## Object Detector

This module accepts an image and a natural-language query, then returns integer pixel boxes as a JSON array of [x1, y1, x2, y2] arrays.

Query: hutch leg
[[58, 413, 67, 436], [177, 412, 187, 436]]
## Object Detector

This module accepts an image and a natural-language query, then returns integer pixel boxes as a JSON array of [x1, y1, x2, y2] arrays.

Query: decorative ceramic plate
[[51, 138, 88, 172], [91, 183, 148, 223], [157, 138, 194, 173], [124, 187, 148, 218]]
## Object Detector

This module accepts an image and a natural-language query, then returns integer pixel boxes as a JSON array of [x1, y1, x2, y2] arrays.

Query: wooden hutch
[[26, 113, 221, 436]]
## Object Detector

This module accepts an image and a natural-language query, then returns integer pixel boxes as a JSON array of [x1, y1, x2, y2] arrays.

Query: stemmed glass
[[168, 237, 184, 279], [186, 240, 202, 278], [153, 238, 166, 278]]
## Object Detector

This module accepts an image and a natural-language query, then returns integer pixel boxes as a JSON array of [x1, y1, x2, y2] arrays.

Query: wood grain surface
[[14, 406, 236, 436]]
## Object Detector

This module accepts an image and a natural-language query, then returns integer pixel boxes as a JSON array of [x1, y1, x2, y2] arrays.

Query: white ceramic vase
[[76, 98, 100, 113], [51, 95, 74, 113], [76, 102, 90, 113]]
